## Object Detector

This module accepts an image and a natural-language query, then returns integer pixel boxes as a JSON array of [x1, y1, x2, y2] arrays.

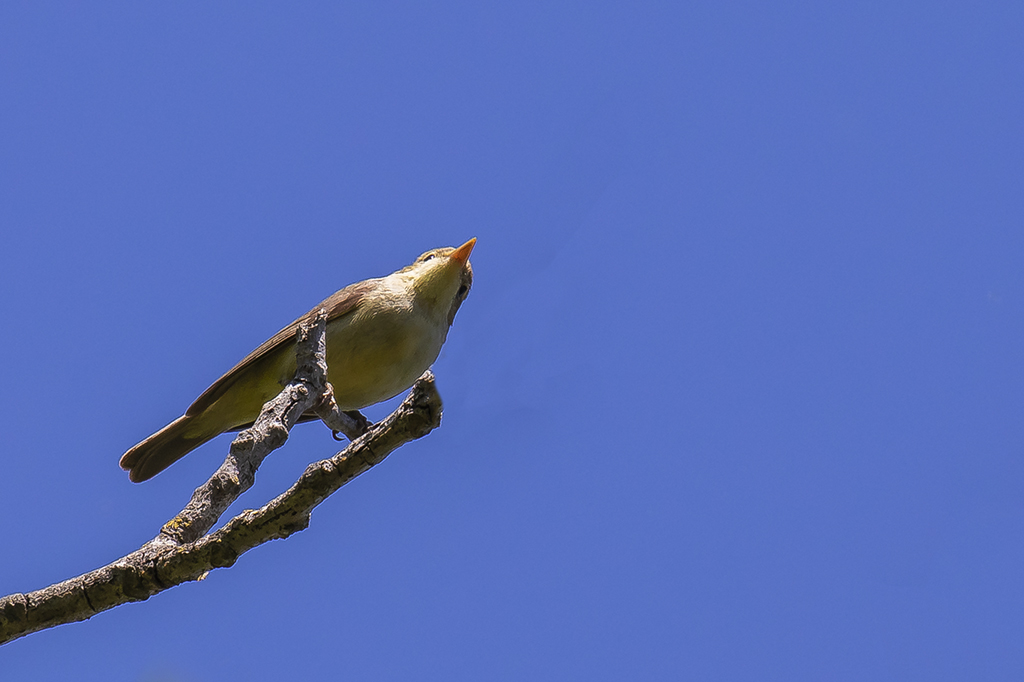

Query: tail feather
[[120, 415, 219, 482]]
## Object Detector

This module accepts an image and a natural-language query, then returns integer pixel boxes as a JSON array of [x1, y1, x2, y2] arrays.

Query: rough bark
[[0, 310, 443, 646]]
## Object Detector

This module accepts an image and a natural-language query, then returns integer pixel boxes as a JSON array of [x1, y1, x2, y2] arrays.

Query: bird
[[120, 238, 475, 482]]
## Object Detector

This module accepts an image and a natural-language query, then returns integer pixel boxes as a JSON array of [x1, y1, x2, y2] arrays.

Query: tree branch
[[0, 310, 443, 646]]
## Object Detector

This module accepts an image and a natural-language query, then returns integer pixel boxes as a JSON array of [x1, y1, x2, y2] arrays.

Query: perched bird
[[120, 238, 475, 482]]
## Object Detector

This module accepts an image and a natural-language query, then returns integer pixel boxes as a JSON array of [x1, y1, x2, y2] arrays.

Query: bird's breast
[[323, 300, 446, 409]]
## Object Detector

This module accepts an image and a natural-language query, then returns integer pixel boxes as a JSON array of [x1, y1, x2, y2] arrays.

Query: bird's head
[[403, 237, 475, 325]]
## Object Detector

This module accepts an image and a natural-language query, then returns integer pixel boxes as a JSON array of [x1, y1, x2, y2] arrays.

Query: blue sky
[[2, 2, 1022, 679]]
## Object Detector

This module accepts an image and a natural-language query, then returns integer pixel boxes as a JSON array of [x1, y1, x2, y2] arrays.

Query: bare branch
[[158, 309, 332, 546], [0, 310, 443, 646]]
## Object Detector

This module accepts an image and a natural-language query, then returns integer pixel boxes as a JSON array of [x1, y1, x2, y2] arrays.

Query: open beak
[[449, 237, 477, 265]]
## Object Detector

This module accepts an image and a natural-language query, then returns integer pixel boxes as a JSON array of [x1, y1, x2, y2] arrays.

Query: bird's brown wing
[[185, 282, 372, 417]]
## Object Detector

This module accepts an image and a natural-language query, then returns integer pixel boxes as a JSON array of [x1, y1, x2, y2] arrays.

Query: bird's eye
[[422, 254, 436, 262], [457, 284, 468, 297]]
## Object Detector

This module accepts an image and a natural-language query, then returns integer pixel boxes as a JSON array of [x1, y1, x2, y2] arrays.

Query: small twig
[[0, 310, 443, 646], [313, 384, 372, 441]]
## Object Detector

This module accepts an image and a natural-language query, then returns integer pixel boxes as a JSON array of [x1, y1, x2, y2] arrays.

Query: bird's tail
[[119, 415, 219, 482]]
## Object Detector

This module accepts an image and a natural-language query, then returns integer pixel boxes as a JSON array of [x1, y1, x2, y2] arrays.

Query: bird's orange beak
[[449, 237, 477, 265]]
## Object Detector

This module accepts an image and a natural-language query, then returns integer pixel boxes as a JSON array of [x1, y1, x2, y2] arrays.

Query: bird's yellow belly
[[323, 304, 444, 410]]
